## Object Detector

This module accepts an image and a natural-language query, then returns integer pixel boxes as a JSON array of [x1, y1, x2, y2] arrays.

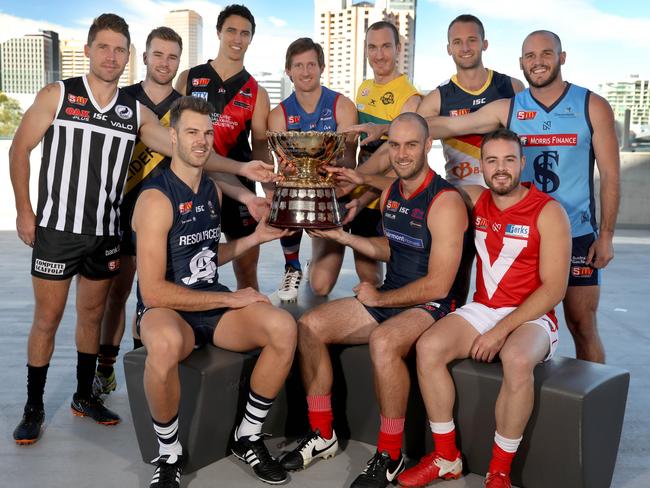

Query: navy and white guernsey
[[280, 86, 340, 132], [508, 83, 595, 237], [135, 167, 228, 313], [381, 170, 469, 305], [37, 75, 140, 236]]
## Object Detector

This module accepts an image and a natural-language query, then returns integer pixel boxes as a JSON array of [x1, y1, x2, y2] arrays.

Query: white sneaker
[[280, 429, 338, 470], [277, 265, 302, 302]]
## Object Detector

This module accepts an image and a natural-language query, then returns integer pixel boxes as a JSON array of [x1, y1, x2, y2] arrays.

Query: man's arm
[[251, 86, 273, 196], [401, 93, 422, 113], [334, 95, 359, 169], [426, 98, 510, 140], [360, 190, 468, 307], [134, 188, 253, 311], [588, 93, 620, 269], [174, 69, 189, 95], [470, 200, 571, 362], [9, 82, 60, 246]]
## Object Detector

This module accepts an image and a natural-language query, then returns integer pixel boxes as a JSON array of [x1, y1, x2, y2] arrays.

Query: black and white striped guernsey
[[36, 75, 140, 236]]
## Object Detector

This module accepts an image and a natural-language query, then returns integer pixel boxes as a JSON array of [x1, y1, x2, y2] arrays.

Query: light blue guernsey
[[507, 83, 595, 237]]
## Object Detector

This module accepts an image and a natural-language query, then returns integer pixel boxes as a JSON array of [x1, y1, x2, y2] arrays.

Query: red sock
[[307, 394, 333, 439], [433, 430, 459, 461], [377, 415, 404, 460], [488, 442, 516, 475]]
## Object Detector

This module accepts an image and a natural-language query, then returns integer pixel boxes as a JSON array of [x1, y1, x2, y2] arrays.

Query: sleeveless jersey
[[439, 70, 515, 186], [381, 169, 469, 306], [121, 83, 180, 201], [135, 167, 228, 313], [186, 62, 258, 162], [507, 83, 595, 237], [37, 75, 140, 236], [280, 86, 340, 132], [472, 183, 556, 325]]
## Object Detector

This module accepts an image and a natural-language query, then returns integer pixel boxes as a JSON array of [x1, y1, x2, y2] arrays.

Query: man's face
[[366, 27, 399, 79], [85, 29, 129, 84], [520, 33, 565, 88], [447, 21, 486, 70], [387, 120, 431, 180], [217, 15, 253, 62], [287, 49, 323, 93], [172, 110, 214, 169], [480, 138, 524, 196], [144, 37, 181, 86]]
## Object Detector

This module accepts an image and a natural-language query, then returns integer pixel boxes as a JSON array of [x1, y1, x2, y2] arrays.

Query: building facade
[[600, 75, 650, 129], [164, 9, 203, 79]]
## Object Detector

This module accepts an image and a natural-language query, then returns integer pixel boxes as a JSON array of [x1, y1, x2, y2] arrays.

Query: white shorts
[[452, 302, 558, 361]]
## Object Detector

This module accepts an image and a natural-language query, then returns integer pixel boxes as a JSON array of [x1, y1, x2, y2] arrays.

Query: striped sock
[[281, 232, 303, 270], [236, 390, 274, 442], [377, 415, 405, 460], [97, 344, 119, 376], [488, 431, 522, 475], [152, 414, 182, 462]]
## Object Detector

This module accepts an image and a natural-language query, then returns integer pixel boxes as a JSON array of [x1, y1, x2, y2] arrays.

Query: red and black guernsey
[[186, 62, 258, 162], [381, 169, 472, 304]]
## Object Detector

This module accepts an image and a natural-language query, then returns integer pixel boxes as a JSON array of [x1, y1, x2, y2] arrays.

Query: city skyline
[[0, 0, 649, 93]]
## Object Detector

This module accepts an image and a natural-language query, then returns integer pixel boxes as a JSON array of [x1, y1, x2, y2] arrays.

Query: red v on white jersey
[[475, 230, 528, 299]]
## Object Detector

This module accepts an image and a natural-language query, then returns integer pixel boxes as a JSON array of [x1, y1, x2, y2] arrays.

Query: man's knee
[[298, 309, 329, 344], [369, 327, 402, 365], [500, 346, 536, 388], [309, 275, 335, 297], [144, 330, 186, 368], [265, 308, 297, 352]]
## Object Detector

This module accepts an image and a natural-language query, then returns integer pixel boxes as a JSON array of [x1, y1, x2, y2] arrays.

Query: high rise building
[[60, 39, 137, 87], [0, 30, 61, 94], [164, 9, 203, 77], [600, 75, 650, 129], [314, 0, 416, 99], [255, 72, 293, 109]]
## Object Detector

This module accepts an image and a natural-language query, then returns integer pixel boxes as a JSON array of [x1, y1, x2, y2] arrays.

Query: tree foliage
[[0, 92, 24, 137]]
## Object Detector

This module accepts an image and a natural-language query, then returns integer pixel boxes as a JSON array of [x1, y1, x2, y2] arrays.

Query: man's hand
[[226, 287, 271, 308], [342, 122, 388, 146], [353, 281, 383, 307], [307, 226, 348, 244], [254, 217, 294, 244], [341, 198, 360, 225], [327, 166, 366, 186], [586, 232, 614, 269], [16, 209, 36, 247], [470, 328, 508, 363], [239, 160, 278, 183], [245, 196, 271, 222]]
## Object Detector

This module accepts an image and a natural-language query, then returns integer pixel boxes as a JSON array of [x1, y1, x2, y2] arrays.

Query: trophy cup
[[267, 131, 346, 229]]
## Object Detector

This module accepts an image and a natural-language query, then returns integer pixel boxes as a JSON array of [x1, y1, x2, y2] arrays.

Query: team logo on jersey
[[475, 230, 528, 299], [380, 92, 395, 105], [357, 103, 365, 111], [449, 108, 470, 117], [533, 151, 560, 193], [179, 201, 193, 215], [192, 78, 210, 87], [322, 108, 333, 119], [411, 208, 425, 220], [68, 94, 88, 106], [217, 87, 226, 94], [115, 105, 133, 120], [65, 107, 90, 121], [571, 266, 594, 278], [182, 247, 217, 285], [516, 110, 537, 120], [475, 216, 488, 230], [385, 200, 400, 211], [288, 115, 301, 125], [361, 88, 369, 97], [504, 224, 530, 239], [519, 134, 577, 146], [107, 259, 120, 271]]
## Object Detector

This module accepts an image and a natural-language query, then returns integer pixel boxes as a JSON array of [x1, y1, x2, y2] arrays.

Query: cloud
[[268, 16, 287, 28], [0, 13, 86, 43]]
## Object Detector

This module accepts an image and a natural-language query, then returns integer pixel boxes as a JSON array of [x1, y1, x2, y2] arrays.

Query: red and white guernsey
[[472, 183, 557, 325]]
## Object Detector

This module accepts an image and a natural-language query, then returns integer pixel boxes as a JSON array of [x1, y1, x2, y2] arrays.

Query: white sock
[[494, 431, 522, 453], [429, 419, 455, 435], [236, 390, 274, 442]]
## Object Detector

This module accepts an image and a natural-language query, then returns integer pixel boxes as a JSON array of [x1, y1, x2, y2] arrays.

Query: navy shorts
[[349, 207, 383, 238], [221, 178, 257, 239], [362, 297, 455, 324], [136, 305, 229, 348], [31, 227, 121, 280], [569, 233, 601, 287]]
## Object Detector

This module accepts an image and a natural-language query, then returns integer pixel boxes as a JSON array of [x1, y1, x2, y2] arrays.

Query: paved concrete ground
[[0, 229, 648, 488]]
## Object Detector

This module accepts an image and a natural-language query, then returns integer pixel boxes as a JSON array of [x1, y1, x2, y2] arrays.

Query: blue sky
[[1, 0, 648, 91]]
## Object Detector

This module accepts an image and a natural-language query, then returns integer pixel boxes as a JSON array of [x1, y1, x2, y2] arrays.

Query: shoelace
[[363, 452, 389, 477], [280, 269, 301, 291], [295, 430, 321, 451], [155, 460, 181, 486]]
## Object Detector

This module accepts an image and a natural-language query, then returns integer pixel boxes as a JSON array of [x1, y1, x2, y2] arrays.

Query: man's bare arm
[[511, 77, 526, 93], [174, 69, 189, 95], [588, 93, 620, 268], [334, 95, 359, 169], [426, 98, 510, 140], [9, 82, 60, 246]]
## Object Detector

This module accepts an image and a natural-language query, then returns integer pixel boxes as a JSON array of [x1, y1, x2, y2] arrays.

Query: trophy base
[[268, 185, 342, 229]]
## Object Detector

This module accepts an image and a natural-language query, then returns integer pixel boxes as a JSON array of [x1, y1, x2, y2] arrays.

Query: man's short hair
[[285, 38, 325, 70], [447, 14, 485, 41], [524, 30, 563, 52], [88, 13, 130, 47], [170, 96, 215, 129], [391, 112, 429, 140], [366, 21, 400, 46], [217, 4, 256, 36], [146, 26, 183, 52], [480, 128, 523, 157]]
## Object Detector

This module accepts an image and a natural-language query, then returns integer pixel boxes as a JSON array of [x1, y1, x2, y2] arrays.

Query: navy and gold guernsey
[[119, 82, 181, 254], [135, 167, 230, 345], [186, 62, 259, 238], [368, 170, 471, 322], [439, 70, 515, 186]]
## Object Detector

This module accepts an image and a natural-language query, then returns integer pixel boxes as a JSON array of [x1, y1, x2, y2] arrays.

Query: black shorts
[[569, 233, 601, 287], [136, 305, 229, 348], [349, 207, 382, 238], [221, 178, 257, 239], [31, 227, 121, 280], [362, 295, 455, 324]]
